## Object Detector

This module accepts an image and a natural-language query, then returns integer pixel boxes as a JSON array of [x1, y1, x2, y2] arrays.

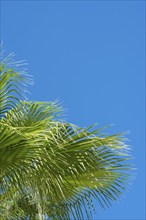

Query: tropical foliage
[[0, 53, 132, 220]]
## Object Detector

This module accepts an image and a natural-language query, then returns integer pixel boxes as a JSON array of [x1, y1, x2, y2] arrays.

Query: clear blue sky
[[1, 1, 145, 219]]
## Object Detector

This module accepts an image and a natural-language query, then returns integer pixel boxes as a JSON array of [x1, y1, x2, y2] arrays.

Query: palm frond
[[0, 105, 132, 219], [0, 53, 32, 118], [0, 53, 133, 219]]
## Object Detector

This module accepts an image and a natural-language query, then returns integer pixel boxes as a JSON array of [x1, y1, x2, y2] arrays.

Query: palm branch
[[0, 53, 132, 220]]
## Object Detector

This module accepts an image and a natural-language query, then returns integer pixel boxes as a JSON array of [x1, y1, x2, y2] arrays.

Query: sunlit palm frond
[[0, 103, 132, 219], [0, 53, 32, 118], [0, 54, 133, 219]]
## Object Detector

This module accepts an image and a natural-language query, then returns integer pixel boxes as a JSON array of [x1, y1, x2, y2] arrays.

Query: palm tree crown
[[0, 53, 132, 220]]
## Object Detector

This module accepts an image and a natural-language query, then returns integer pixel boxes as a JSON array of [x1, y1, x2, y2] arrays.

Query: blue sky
[[1, 1, 145, 219]]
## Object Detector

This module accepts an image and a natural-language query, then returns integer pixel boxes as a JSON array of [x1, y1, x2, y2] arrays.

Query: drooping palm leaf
[[0, 53, 133, 220], [0, 53, 32, 118]]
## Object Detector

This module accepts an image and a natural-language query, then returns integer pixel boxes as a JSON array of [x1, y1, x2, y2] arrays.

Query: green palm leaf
[[0, 53, 32, 118], [0, 53, 133, 220]]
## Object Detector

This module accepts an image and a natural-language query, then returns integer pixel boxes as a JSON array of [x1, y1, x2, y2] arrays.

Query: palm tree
[[0, 52, 132, 220]]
